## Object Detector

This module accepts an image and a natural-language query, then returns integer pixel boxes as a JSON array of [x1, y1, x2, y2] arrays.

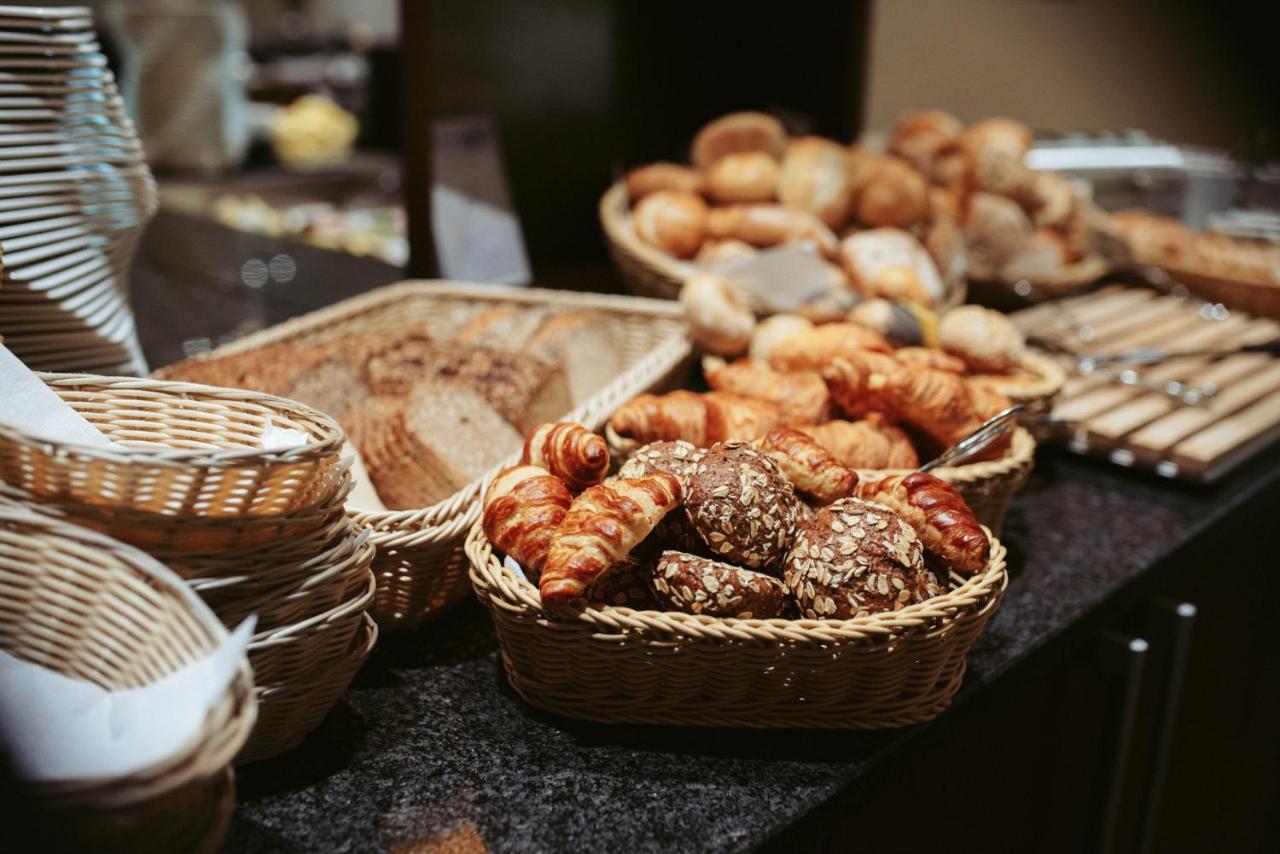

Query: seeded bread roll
[[650, 551, 790, 618], [617, 440, 705, 488], [784, 497, 928, 618], [585, 555, 661, 609], [685, 441, 799, 570]]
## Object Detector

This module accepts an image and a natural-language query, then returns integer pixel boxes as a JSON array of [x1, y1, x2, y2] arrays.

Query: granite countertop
[[223, 443, 1280, 853]]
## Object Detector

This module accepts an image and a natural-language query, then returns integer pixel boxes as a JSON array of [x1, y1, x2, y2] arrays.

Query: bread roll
[[839, 228, 946, 307], [685, 441, 799, 569], [854, 472, 989, 575], [778, 136, 854, 228], [633, 190, 708, 259], [749, 313, 813, 364], [847, 298, 925, 347], [961, 192, 1033, 277], [679, 272, 755, 357], [1027, 172, 1076, 229], [651, 551, 790, 618], [959, 117, 1034, 196], [706, 151, 780, 204], [853, 156, 930, 228], [888, 110, 964, 182], [937, 305, 1025, 373], [1000, 228, 1070, 283], [706, 204, 838, 257], [691, 111, 786, 170], [695, 239, 757, 267], [625, 162, 705, 201]]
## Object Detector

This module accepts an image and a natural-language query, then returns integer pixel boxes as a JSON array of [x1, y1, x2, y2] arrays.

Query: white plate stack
[[0, 4, 156, 376]]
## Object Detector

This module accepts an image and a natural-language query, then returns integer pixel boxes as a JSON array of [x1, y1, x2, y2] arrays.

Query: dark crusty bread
[[685, 441, 799, 571], [650, 550, 790, 618]]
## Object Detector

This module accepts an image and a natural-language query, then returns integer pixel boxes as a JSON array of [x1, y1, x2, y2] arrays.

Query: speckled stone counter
[[223, 444, 1280, 853]]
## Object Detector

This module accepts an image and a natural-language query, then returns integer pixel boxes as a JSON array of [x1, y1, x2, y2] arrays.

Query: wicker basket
[[984, 351, 1067, 421], [466, 520, 1007, 729], [600, 180, 969, 311], [157, 280, 693, 631], [0, 506, 254, 853], [607, 425, 1036, 536], [239, 612, 378, 764]]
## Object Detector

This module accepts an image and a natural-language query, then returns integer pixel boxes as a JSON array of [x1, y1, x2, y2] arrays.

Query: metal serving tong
[[1034, 337, 1280, 373], [919, 405, 1024, 472]]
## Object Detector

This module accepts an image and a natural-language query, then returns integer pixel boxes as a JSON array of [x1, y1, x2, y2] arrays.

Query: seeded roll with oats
[[685, 441, 800, 570], [584, 555, 661, 610], [784, 497, 929, 618], [651, 551, 790, 618], [617, 440, 705, 488], [854, 472, 990, 575]]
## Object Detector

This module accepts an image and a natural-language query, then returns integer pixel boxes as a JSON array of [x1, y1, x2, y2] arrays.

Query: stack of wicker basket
[[0, 374, 377, 762]]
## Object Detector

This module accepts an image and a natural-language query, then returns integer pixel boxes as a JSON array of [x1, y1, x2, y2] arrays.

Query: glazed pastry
[[706, 204, 839, 257], [765, 322, 892, 372], [482, 465, 573, 580], [824, 351, 1012, 449], [685, 441, 799, 569], [541, 472, 683, 608], [784, 497, 928, 618], [650, 551, 790, 618], [748, 313, 813, 364], [691, 111, 787, 170], [852, 156, 930, 229], [706, 151, 780, 204], [838, 228, 946, 308], [703, 356, 830, 424], [794, 417, 919, 470], [893, 347, 967, 374], [521, 422, 610, 492], [632, 190, 708, 259], [610, 391, 780, 447], [625, 162, 706, 201], [854, 472, 990, 575], [753, 427, 858, 504], [938, 305, 1026, 373], [679, 272, 755, 357], [695, 238, 757, 267], [617, 440, 705, 488], [778, 136, 854, 228]]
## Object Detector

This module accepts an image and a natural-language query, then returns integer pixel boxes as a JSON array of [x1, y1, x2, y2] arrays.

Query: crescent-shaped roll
[[482, 465, 574, 580], [753, 427, 858, 504], [765, 322, 892, 373], [854, 472, 990, 575], [521, 422, 610, 492], [794, 417, 920, 470], [703, 356, 830, 424], [540, 472, 683, 608], [610, 390, 712, 447]]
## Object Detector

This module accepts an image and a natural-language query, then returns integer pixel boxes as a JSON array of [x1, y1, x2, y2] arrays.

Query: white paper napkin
[[0, 617, 254, 781], [0, 344, 115, 448], [714, 244, 836, 312]]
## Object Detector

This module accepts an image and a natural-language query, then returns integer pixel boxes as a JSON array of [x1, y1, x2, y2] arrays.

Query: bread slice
[[280, 355, 371, 422], [527, 310, 622, 406], [454, 304, 550, 346]]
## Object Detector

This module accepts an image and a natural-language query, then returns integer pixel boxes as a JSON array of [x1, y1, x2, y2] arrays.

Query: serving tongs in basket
[[919, 405, 1024, 472]]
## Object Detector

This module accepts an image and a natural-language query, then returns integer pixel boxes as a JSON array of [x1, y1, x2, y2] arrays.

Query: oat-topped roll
[[651, 551, 790, 619], [684, 441, 799, 570], [617, 440, 705, 488]]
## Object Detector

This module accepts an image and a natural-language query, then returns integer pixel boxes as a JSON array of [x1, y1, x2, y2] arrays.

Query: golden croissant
[[754, 427, 858, 504], [521, 422, 610, 492], [482, 465, 574, 580], [703, 357, 830, 425], [854, 472, 989, 575]]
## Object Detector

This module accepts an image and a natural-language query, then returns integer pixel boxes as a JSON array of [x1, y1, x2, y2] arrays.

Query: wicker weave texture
[[159, 280, 694, 631], [466, 521, 1007, 728]]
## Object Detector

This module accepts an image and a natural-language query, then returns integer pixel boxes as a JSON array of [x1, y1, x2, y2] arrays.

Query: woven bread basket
[[466, 520, 1007, 729], [607, 425, 1035, 536], [156, 280, 693, 632], [600, 180, 969, 312], [0, 506, 254, 853], [987, 351, 1067, 420]]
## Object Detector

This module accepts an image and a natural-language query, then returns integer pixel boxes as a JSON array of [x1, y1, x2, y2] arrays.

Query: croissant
[[703, 356, 830, 424], [702, 391, 782, 445], [482, 465, 573, 580], [766, 322, 892, 373], [540, 472, 683, 608], [854, 472, 990, 574], [754, 427, 858, 504], [610, 390, 780, 447], [824, 351, 1011, 450], [894, 347, 967, 374], [794, 417, 919, 470], [521, 422, 610, 492]]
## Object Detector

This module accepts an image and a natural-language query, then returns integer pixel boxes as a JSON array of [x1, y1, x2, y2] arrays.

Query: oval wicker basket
[[600, 180, 969, 312], [607, 425, 1036, 536], [156, 281, 694, 632], [466, 520, 1007, 729], [0, 506, 255, 852], [988, 350, 1067, 420]]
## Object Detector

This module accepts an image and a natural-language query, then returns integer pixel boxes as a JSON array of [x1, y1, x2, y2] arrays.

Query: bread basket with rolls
[[466, 420, 1008, 729], [156, 281, 694, 631]]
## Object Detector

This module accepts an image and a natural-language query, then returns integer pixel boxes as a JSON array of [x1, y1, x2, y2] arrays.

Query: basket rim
[[8, 373, 346, 469], [248, 569, 376, 646], [1000, 349, 1067, 403], [465, 517, 1008, 644]]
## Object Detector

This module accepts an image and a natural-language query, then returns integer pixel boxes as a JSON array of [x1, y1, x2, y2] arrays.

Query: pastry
[[893, 347, 967, 374], [794, 417, 919, 470], [624, 162, 706, 200], [838, 228, 946, 308], [521, 422, 610, 492], [852, 156, 930, 228], [691, 111, 787, 170], [706, 151, 780, 204], [961, 191, 1034, 277], [784, 497, 928, 618], [1000, 228, 1070, 283], [706, 204, 839, 257], [695, 238, 757, 267], [888, 110, 964, 182], [748, 313, 813, 364], [650, 551, 790, 618], [777, 136, 854, 228], [958, 117, 1034, 197], [679, 272, 756, 357], [632, 189, 709, 259], [765, 321, 892, 372], [938, 305, 1025, 373], [854, 472, 989, 575], [753, 427, 858, 504], [923, 207, 968, 294], [702, 356, 830, 424], [703, 391, 783, 444], [685, 441, 799, 569], [1027, 172, 1076, 229], [824, 351, 1012, 449], [609, 390, 780, 447], [617, 440, 705, 488], [482, 464, 573, 580], [540, 472, 683, 609]]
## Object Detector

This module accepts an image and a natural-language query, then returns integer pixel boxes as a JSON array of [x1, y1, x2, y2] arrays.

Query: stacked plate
[[0, 5, 156, 376]]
